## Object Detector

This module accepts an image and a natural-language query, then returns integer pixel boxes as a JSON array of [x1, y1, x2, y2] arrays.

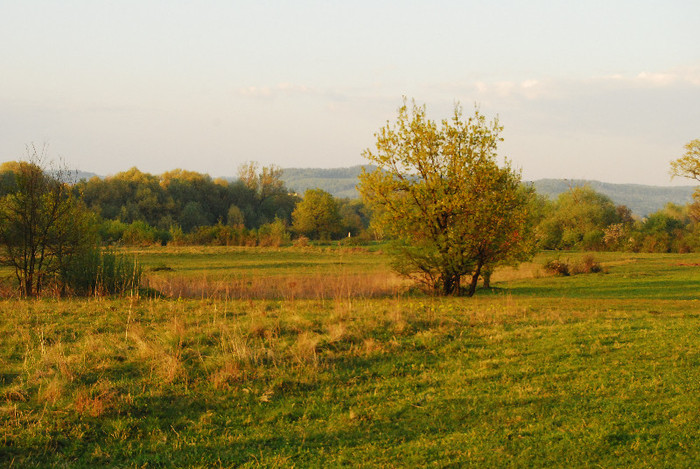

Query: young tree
[[359, 100, 534, 296], [0, 145, 96, 296], [670, 139, 700, 181], [292, 189, 342, 240]]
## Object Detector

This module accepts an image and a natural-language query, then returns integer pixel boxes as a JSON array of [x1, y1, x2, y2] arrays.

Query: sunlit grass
[[2, 249, 700, 466]]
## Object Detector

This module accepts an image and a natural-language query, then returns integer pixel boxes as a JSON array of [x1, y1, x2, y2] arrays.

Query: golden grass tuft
[[39, 376, 66, 405], [293, 331, 319, 365], [74, 380, 116, 417], [326, 322, 347, 344], [210, 361, 244, 390]]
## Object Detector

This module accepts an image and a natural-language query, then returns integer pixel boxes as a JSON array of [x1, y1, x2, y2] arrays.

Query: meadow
[[1, 247, 699, 467]]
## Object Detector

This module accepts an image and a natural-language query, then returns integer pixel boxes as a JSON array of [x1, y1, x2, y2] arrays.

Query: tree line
[[1, 130, 697, 297], [0, 160, 373, 248]]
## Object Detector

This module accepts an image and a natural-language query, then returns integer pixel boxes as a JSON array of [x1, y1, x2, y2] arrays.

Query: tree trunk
[[482, 267, 492, 289], [441, 274, 460, 296], [467, 261, 483, 297]]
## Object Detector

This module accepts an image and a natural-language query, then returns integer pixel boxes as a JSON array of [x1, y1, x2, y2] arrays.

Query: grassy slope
[[1, 250, 700, 467]]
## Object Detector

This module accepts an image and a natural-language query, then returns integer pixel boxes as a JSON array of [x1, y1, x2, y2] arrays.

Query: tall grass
[[62, 246, 142, 296], [143, 271, 407, 300]]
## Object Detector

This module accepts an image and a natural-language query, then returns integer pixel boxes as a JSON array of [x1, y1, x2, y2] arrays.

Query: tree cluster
[[1, 159, 373, 249], [76, 163, 298, 235], [534, 185, 700, 254]]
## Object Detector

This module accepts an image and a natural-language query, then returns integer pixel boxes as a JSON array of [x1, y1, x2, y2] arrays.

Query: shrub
[[122, 221, 159, 246], [544, 255, 603, 277], [571, 254, 602, 274], [98, 219, 128, 244], [293, 236, 310, 248], [258, 219, 290, 247], [543, 259, 570, 276]]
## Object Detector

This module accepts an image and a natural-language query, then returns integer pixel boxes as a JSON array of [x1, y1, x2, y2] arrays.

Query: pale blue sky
[[1, 1, 698, 184]]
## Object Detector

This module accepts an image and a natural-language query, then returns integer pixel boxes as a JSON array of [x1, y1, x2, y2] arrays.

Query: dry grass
[[490, 260, 545, 283], [143, 271, 408, 300]]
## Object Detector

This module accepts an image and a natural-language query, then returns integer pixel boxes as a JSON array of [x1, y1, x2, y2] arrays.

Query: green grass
[[134, 245, 387, 278], [506, 251, 700, 300], [1, 249, 700, 467]]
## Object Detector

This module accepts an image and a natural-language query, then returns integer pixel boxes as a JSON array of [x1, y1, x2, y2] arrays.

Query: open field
[[1, 248, 700, 467]]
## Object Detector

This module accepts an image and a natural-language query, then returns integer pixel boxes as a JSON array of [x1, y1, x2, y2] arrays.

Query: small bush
[[571, 254, 603, 274], [544, 255, 603, 277], [258, 219, 291, 247], [543, 259, 570, 276], [293, 236, 310, 248]]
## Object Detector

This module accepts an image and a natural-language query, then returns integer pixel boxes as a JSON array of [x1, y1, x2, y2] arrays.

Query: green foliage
[[359, 99, 535, 296], [179, 201, 210, 233], [536, 186, 625, 250], [258, 218, 291, 247], [98, 219, 129, 245], [226, 204, 245, 226], [118, 221, 169, 246], [670, 138, 700, 181], [532, 178, 695, 218], [292, 189, 342, 240], [337, 198, 371, 238], [0, 147, 98, 296], [61, 246, 141, 296], [77, 163, 298, 238]]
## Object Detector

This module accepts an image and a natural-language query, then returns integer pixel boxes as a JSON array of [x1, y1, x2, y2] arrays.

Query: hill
[[279, 167, 696, 217], [281, 166, 368, 199], [531, 179, 695, 217]]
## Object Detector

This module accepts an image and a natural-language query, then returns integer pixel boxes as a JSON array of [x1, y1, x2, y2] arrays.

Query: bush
[[571, 255, 602, 274], [258, 219, 290, 247], [293, 235, 310, 248], [543, 259, 570, 276], [99, 219, 128, 244], [543, 255, 603, 277], [122, 221, 159, 246]]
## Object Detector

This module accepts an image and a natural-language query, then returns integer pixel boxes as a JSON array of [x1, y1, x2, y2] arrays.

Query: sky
[[1, 0, 699, 185]]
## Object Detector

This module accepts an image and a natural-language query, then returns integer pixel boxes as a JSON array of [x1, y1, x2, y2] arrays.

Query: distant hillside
[[279, 167, 697, 217], [531, 179, 696, 217], [281, 166, 369, 199]]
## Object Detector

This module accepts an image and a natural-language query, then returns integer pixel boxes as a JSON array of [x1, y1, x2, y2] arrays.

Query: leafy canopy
[[292, 189, 342, 240], [359, 99, 534, 296], [670, 139, 700, 181]]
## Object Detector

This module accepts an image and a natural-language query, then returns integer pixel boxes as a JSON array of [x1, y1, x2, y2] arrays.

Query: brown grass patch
[[143, 272, 407, 300]]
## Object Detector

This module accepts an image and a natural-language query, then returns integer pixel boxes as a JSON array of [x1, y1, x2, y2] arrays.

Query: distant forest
[[72, 165, 695, 217], [3, 161, 698, 253]]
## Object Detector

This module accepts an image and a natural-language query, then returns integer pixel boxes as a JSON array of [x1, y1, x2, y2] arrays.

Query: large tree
[[359, 100, 534, 296], [0, 146, 95, 296]]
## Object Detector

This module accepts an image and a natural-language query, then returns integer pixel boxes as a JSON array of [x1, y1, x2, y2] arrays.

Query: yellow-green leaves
[[359, 99, 533, 296], [670, 139, 700, 182]]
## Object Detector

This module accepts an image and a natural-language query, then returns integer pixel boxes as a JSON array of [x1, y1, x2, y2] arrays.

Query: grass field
[[1, 248, 700, 467]]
